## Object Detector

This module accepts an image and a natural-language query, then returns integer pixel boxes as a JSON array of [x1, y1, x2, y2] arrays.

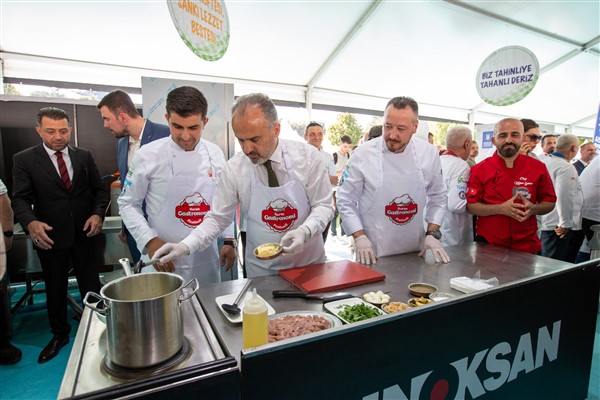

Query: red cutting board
[[278, 260, 385, 293]]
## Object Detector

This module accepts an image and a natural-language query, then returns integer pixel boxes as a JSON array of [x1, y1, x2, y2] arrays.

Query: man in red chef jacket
[[466, 118, 556, 254]]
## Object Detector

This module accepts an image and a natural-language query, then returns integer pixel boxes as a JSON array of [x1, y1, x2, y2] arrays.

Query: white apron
[[245, 142, 325, 277], [360, 140, 426, 257], [146, 142, 220, 283]]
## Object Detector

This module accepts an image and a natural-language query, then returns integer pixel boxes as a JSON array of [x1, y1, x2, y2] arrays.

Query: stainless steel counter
[[195, 242, 569, 361]]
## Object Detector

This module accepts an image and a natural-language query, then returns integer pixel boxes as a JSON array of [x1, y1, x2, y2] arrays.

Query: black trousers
[[0, 273, 12, 343], [36, 236, 101, 337]]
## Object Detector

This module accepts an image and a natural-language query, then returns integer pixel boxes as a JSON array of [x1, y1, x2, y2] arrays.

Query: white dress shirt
[[580, 156, 600, 221], [127, 119, 145, 171], [42, 144, 73, 181], [181, 139, 333, 254], [539, 154, 584, 230]]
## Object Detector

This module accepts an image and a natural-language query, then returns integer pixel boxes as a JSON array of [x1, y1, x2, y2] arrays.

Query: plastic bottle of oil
[[242, 288, 268, 348]]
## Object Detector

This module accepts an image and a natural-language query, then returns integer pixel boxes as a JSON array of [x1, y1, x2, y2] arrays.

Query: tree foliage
[[432, 122, 462, 147], [3, 84, 20, 96], [327, 113, 363, 146]]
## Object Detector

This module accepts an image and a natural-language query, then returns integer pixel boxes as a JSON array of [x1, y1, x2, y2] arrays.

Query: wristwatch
[[425, 230, 442, 240], [223, 239, 237, 248], [3, 231, 13, 238]]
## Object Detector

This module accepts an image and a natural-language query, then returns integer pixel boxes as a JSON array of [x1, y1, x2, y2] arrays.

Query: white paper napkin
[[450, 276, 494, 293]]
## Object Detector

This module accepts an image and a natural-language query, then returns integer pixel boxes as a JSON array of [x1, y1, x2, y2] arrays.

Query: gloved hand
[[354, 235, 377, 265], [154, 242, 190, 264], [280, 226, 310, 255], [418, 235, 450, 263]]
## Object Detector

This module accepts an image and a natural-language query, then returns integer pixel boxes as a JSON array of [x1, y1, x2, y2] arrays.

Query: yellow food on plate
[[382, 302, 409, 313], [255, 243, 281, 258], [409, 297, 434, 307]]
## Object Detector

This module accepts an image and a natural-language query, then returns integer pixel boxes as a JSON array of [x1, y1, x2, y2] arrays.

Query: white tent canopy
[[1, 0, 598, 135]]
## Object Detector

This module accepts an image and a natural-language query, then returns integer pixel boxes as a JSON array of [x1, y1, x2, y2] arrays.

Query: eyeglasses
[[526, 134, 542, 142]]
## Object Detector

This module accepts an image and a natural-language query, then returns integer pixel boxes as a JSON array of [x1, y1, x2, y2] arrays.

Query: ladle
[[221, 279, 253, 315], [118, 257, 162, 276]]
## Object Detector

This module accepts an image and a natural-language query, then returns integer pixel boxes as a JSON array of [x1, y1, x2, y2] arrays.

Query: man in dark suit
[[97, 90, 169, 262], [12, 107, 108, 363], [572, 142, 597, 176]]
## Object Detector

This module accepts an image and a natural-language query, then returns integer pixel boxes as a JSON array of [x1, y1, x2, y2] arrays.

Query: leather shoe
[[0, 341, 22, 365], [38, 336, 70, 364]]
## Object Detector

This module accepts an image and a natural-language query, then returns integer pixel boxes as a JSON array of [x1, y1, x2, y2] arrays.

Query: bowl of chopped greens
[[324, 297, 385, 324]]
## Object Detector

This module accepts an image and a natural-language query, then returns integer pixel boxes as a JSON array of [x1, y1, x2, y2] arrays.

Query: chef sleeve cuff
[[140, 229, 160, 254], [341, 216, 363, 237], [181, 235, 202, 255]]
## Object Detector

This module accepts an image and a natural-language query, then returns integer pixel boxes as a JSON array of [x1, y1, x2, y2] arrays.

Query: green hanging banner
[[476, 46, 539, 106], [168, 0, 230, 62]]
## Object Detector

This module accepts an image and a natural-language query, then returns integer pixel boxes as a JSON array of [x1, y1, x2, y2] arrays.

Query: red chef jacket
[[466, 152, 556, 253]]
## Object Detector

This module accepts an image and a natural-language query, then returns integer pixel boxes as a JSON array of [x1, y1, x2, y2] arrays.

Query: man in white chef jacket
[[304, 121, 338, 242], [336, 96, 449, 265], [439, 126, 473, 246], [153, 93, 334, 277], [118, 86, 236, 283]]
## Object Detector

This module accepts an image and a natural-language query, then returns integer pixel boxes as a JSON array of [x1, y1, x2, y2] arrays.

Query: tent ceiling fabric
[[1, 0, 598, 133]]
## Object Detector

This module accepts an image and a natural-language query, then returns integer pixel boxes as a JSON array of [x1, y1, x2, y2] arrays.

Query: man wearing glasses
[[519, 118, 541, 159]]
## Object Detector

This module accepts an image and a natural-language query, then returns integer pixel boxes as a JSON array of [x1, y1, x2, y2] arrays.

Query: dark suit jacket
[[572, 160, 586, 176], [12, 144, 108, 250], [116, 119, 170, 185]]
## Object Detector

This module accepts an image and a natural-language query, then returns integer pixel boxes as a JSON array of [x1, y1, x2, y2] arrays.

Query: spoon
[[222, 279, 253, 315]]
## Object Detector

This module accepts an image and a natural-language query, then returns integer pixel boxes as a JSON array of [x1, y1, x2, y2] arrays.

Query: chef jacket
[[181, 139, 333, 255], [440, 152, 472, 246], [118, 137, 234, 254], [539, 153, 583, 230], [337, 137, 446, 253], [579, 156, 600, 222], [467, 152, 556, 253]]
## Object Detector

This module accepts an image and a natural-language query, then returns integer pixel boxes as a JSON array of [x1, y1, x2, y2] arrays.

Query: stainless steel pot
[[84, 272, 198, 368]]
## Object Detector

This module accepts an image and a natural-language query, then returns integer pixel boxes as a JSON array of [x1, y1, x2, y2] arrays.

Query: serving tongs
[[118, 257, 161, 276], [272, 290, 354, 303]]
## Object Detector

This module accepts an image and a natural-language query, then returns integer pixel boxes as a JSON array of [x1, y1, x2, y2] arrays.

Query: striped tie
[[55, 151, 72, 190]]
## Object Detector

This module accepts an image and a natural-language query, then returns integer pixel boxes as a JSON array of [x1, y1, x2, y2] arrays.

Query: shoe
[[0, 341, 22, 365], [38, 336, 70, 364]]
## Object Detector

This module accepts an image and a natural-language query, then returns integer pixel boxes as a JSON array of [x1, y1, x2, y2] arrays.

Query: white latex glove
[[354, 235, 377, 265], [280, 226, 310, 255], [418, 235, 450, 263], [154, 242, 190, 264]]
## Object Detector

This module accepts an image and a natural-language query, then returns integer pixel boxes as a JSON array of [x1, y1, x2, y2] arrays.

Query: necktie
[[55, 151, 72, 190], [263, 160, 279, 187]]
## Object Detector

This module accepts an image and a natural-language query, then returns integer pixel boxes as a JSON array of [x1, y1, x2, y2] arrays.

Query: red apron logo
[[385, 194, 418, 225], [262, 198, 298, 232], [175, 192, 211, 228]]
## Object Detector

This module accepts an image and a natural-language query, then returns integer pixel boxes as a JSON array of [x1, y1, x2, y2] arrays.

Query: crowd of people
[[1, 89, 598, 366]]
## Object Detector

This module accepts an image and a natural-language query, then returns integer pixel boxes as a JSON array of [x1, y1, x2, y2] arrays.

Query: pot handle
[[83, 291, 107, 315], [179, 278, 199, 304]]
